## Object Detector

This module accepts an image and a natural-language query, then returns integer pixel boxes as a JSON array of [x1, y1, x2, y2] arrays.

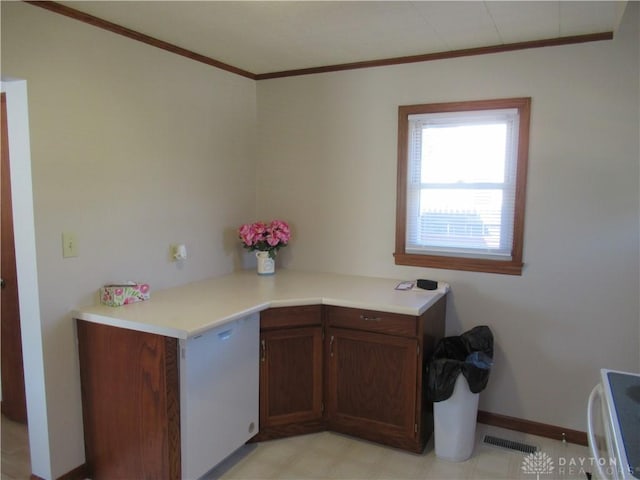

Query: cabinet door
[[260, 326, 323, 428], [326, 327, 419, 450]]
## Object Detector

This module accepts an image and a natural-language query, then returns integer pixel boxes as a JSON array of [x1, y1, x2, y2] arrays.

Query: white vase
[[255, 251, 275, 275]]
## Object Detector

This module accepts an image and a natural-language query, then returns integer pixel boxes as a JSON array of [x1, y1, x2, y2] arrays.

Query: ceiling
[[57, 1, 628, 76]]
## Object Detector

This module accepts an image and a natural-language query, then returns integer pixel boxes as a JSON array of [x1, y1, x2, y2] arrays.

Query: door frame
[[2, 91, 28, 422], [1, 79, 52, 479]]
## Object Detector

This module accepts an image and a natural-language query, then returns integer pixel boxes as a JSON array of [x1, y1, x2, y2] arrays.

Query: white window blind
[[406, 108, 520, 260]]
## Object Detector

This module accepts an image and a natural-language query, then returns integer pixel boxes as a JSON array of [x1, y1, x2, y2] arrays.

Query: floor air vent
[[483, 435, 537, 454]]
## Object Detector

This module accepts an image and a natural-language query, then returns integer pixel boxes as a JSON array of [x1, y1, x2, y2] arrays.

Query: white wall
[[257, 3, 640, 433], [1, 3, 257, 478]]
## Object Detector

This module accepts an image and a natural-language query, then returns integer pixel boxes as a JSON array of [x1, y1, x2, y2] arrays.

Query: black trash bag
[[426, 325, 494, 402]]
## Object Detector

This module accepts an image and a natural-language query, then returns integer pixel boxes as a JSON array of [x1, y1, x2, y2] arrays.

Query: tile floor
[[1, 415, 30, 480], [205, 424, 592, 480], [1, 414, 591, 480]]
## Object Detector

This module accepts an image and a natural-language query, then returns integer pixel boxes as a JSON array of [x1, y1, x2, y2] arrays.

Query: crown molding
[[24, 1, 613, 82]]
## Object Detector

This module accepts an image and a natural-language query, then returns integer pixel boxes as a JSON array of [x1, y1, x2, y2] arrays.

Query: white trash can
[[433, 373, 479, 462]]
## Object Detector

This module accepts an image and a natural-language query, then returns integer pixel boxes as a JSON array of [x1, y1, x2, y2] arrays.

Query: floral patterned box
[[99, 283, 150, 307]]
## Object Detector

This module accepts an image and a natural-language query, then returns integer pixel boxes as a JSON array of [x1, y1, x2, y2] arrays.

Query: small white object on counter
[[73, 269, 449, 339]]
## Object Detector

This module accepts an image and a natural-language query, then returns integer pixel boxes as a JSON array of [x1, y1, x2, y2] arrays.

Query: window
[[395, 98, 531, 275]]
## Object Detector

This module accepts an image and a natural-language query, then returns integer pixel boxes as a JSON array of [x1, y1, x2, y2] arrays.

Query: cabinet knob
[[360, 314, 381, 322], [329, 335, 335, 357], [260, 339, 266, 363], [0, 278, 5, 289]]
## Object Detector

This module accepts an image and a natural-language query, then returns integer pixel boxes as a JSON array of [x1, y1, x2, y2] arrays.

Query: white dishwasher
[[179, 313, 260, 480]]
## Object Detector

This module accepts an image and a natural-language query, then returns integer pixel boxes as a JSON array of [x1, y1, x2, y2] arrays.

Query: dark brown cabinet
[[254, 305, 325, 441], [326, 327, 418, 451], [77, 320, 181, 480], [255, 298, 446, 453]]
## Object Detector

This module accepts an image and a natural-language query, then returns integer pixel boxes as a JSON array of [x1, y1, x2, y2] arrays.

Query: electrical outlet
[[62, 232, 78, 258], [172, 243, 187, 261]]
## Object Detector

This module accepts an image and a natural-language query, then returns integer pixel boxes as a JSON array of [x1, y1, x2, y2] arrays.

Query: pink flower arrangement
[[238, 220, 291, 259]]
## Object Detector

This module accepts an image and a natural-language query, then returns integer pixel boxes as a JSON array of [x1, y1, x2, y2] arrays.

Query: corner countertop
[[72, 270, 449, 339]]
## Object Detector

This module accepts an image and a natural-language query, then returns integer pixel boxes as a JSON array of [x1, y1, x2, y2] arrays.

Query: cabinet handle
[[329, 335, 335, 357], [260, 339, 266, 363], [360, 314, 381, 322]]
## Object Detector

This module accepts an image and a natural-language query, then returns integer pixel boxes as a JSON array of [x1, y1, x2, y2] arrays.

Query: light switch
[[62, 232, 78, 258]]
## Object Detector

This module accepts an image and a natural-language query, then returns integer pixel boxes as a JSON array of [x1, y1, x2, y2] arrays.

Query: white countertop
[[72, 270, 449, 339]]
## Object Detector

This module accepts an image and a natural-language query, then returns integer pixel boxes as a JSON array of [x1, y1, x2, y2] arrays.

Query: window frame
[[394, 97, 531, 275]]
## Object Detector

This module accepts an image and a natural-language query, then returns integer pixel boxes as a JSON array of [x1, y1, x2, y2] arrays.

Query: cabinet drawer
[[326, 306, 416, 337], [260, 305, 322, 330]]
